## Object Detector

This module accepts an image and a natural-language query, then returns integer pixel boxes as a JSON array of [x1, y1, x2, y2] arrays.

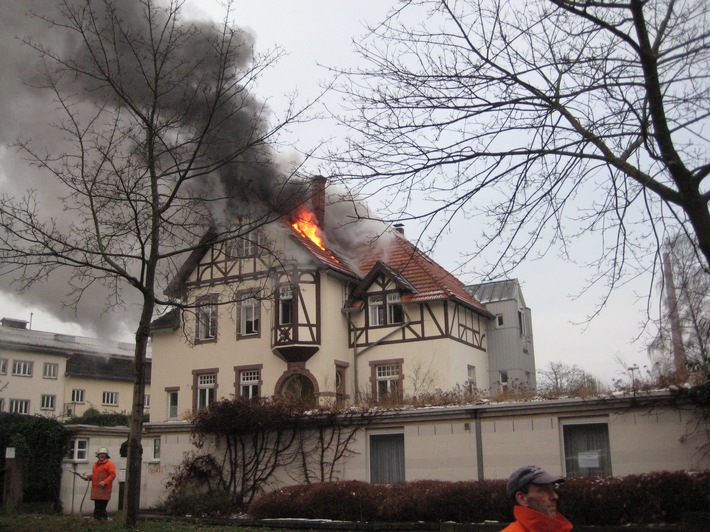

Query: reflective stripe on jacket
[[89, 459, 116, 501]]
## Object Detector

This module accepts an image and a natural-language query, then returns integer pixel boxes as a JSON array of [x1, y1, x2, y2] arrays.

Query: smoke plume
[[0, 0, 295, 338]]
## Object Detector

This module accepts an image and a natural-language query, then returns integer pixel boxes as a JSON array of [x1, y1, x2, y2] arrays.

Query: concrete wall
[[58, 393, 710, 514]]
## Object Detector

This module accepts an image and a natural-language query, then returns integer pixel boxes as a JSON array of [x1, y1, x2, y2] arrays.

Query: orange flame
[[292, 207, 325, 251]]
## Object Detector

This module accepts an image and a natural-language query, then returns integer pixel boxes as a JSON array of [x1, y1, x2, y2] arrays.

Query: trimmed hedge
[[248, 471, 710, 526]]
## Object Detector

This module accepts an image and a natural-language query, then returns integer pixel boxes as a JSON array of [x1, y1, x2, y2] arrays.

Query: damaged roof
[[66, 352, 151, 383]]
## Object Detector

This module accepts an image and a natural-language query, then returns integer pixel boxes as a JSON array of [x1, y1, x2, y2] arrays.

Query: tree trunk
[[123, 298, 154, 527]]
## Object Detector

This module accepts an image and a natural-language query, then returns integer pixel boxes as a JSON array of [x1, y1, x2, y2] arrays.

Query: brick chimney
[[311, 175, 326, 228]]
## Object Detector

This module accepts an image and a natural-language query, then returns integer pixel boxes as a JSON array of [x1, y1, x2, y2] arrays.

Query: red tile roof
[[286, 217, 490, 317], [355, 231, 491, 316]]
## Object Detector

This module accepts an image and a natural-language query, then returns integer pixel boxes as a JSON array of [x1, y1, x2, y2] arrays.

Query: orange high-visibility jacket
[[501, 505, 573, 532], [87, 458, 116, 501]]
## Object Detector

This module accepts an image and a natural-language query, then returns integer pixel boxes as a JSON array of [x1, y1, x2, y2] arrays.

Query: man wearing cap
[[501, 465, 573, 531], [83, 447, 116, 520]]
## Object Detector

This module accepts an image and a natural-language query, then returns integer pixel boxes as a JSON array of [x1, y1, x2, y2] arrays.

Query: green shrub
[[65, 407, 138, 426]]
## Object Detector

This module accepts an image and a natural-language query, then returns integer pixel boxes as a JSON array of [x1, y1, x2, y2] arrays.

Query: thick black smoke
[[0, 0, 296, 338]]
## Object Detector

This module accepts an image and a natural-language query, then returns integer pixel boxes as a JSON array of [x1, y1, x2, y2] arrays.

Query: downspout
[[343, 307, 411, 400]]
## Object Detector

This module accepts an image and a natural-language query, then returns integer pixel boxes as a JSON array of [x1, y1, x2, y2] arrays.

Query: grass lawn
[[0, 514, 288, 531]]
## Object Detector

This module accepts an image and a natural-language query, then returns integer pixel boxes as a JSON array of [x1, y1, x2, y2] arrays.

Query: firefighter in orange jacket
[[84, 447, 116, 520]]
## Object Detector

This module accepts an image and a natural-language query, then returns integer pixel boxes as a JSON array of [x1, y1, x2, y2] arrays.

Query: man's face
[[97, 453, 107, 460], [517, 483, 559, 517]]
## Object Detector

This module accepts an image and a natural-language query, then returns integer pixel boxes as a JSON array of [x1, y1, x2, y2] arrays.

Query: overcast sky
[[0, 0, 652, 385]]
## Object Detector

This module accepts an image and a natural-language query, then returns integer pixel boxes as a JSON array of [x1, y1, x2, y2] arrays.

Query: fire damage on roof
[[156, 176, 490, 321]]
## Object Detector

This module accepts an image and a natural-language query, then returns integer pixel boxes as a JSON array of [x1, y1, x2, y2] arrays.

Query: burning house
[[150, 176, 498, 415]]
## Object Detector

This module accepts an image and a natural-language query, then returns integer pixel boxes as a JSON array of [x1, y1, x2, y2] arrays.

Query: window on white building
[[71, 389, 85, 403], [335, 363, 347, 403], [144, 394, 150, 408], [239, 369, 261, 399], [0, 358, 8, 374], [41, 394, 56, 410], [387, 293, 403, 324], [500, 370, 509, 392], [167, 389, 179, 419], [238, 297, 259, 336], [10, 399, 30, 414], [12, 360, 33, 377], [368, 295, 384, 326], [467, 365, 477, 389], [562, 421, 612, 477], [228, 230, 265, 258], [370, 432, 405, 483], [67, 438, 89, 461], [197, 373, 216, 410], [496, 314, 504, 327], [376, 363, 402, 400], [43, 362, 59, 379], [278, 286, 293, 325], [152, 437, 161, 460], [196, 296, 218, 342], [102, 391, 119, 406]]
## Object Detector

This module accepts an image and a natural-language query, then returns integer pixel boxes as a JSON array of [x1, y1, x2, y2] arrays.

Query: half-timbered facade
[[150, 177, 495, 419]]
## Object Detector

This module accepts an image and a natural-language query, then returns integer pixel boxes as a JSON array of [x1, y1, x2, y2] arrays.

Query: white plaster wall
[[61, 400, 710, 514]]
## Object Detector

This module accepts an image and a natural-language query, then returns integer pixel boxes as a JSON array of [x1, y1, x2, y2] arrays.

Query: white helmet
[[95, 447, 111, 458]]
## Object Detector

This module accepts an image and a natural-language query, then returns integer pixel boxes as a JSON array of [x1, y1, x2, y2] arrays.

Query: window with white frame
[[376, 363, 402, 400], [228, 230, 265, 258], [562, 420, 612, 477], [496, 314, 504, 327], [10, 399, 30, 414], [71, 389, 85, 403], [12, 360, 33, 376], [239, 369, 261, 399], [278, 286, 293, 325], [102, 391, 119, 406], [66, 438, 89, 461], [335, 363, 347, 403], [144, 394, 150, 408], [41, 394, 56, 410], [369, 432, 405, 483], [0, 358, 8, 374], [196, 373, 216, 410], [499, 370, 509, 392], [467, 365, 477, 389], [387, 293, 403, 324], [368, 295, 384, 326], [43, 362, 59, 379], [152, 437, 161, 460], [167, 389, 179, 419], [518, 310, 525, 336], [195, 295, 218, 342], [238, 296, 260, 337]]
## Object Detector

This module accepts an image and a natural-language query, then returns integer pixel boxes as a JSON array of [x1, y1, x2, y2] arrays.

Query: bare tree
[[648, 233, 710, 380], [330, 0, 710, 300], [0, 0, 315, 525], [537, 360, 606, 397], [293, 408, 379, 484]]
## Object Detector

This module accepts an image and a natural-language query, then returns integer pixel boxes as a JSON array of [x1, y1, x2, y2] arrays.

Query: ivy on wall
[[0, 413, 71, 510]]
